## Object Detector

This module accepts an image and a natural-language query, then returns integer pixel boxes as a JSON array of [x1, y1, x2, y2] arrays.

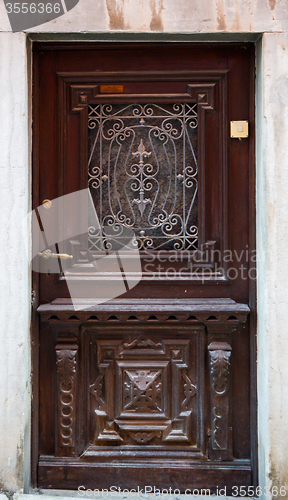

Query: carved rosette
[[55, 338, 78, 451], [208, 342, 232, 451]]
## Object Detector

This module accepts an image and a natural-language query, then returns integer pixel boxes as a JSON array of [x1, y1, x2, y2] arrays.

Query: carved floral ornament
[[208, 342, 232, 451]]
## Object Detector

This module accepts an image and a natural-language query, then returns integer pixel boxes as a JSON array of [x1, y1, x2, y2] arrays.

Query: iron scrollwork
[[88, 103, 198, 251]]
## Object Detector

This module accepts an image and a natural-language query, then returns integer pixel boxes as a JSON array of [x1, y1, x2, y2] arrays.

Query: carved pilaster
[[55, 337, 78, 453], [208, 341, 232, 452]]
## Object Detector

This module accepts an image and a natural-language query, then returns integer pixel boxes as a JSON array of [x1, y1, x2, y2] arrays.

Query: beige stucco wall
[[0, 31, 31, 492], [0, 0, 287, 33], [0, 0, 288, 497], [257, 31, 288, 496]]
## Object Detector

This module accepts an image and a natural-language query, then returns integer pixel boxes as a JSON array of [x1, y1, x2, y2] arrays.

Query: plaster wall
[[258, 31, 288, 495], [0, 0, 287, 33], [0, 0, 288, 497], [0, 31, 31, 492]]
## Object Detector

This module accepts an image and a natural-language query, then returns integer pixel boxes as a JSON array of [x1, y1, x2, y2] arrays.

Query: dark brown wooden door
[[32, 43, 256, 493]]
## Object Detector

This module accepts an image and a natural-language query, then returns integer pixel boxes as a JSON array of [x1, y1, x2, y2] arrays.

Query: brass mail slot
[[100, 85, 124, 94], [230, 120, 249, 139]]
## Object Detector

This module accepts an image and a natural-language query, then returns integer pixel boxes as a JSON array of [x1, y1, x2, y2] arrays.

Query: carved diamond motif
[[123, 369, 163, 413], [118, 361, 168, 418]]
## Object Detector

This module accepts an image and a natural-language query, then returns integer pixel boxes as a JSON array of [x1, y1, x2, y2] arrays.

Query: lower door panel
[[37, 298, 250, 492]]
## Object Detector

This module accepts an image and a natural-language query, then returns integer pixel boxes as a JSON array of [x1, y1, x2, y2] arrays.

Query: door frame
[[31, 39, 257, 490]]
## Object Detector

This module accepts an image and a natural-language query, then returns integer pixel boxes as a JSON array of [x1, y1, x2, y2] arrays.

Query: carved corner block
[[187, 83, 216, 111], [55, 337, 78, 454], [208, 341, 232, 458], [70, 85, 98, 111]]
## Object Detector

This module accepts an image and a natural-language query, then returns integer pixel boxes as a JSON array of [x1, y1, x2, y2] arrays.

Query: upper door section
[[34, 43, 255, 303]]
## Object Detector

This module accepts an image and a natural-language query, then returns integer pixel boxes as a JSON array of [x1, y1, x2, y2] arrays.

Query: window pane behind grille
[[88, 103, 198, 252]]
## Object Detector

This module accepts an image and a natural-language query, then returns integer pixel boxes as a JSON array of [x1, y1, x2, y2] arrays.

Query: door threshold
[[13, 492, 257, 500]]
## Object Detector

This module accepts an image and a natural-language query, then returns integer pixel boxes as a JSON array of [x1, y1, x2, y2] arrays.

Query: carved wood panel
[[87, 328, 203, 452]]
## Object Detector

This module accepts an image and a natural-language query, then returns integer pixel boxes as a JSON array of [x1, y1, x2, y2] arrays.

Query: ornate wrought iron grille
[[88, 103, 198, 251]]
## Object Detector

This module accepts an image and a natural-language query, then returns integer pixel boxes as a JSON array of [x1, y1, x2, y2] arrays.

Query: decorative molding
[[181, 371, 197, 410], [128, 431, 161, 444], [90, 374, 105, 413], [38, 298, 250, 325], [43, 311, 248, 323], [123, 335, 162, 351], [55, 337, 78, 451], [208, 341, 232, 451]]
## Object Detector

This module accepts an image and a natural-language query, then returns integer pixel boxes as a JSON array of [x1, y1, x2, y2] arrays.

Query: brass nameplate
[[100, 85, 124, 94], [230, 120, 249, 139]]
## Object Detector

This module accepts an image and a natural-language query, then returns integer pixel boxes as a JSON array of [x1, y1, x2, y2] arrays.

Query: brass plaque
[[100, 85, 124, 94], [230, 120, 249, 138]]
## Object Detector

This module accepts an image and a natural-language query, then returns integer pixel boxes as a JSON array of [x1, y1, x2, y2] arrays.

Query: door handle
[[39, 249, 73, 260]]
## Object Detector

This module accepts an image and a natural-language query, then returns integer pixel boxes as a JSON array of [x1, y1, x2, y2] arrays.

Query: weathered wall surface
[[0, 0, 287, 32], [0, 31, 31, 492], [0, 0, 288, 497], [259, 32, 288, 497]]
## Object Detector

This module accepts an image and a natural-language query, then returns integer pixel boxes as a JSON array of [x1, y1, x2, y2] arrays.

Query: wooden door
[[32, 42, 256, 493]]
